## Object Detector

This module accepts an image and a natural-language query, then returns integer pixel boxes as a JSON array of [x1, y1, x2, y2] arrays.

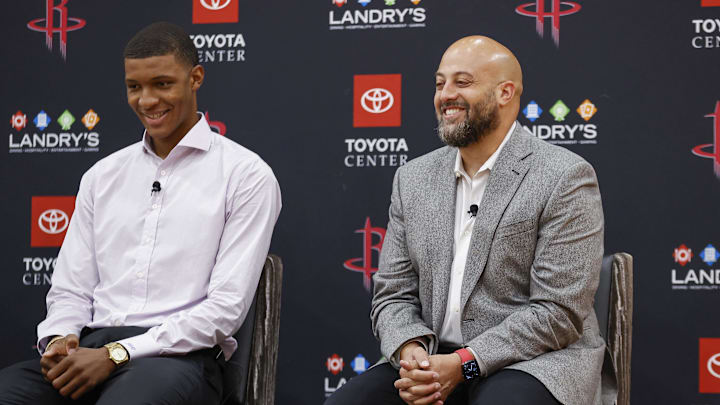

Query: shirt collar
[[142, 112, 213, 156], [454, 121, 516, 179]]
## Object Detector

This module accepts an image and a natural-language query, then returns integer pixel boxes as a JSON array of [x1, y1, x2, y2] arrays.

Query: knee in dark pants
[[324, 363, 405, 405], [469, 369, 561, 405]]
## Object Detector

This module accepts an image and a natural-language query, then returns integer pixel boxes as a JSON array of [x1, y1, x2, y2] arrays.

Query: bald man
[[325, 37, 612, 405]]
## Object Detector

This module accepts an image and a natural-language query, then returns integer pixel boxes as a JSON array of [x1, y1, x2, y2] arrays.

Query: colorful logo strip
[[10, 109, 100, 131], [522, 99, 598, 122]]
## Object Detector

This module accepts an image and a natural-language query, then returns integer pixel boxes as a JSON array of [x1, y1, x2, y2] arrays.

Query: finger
[[65, 334, 79, 355], [407, 369, 439, 383], [58, 373, 86, 398], [406, 382, 441, 397], [70, 381, 94, 400], [409, 391, 442, 405], [412, 347, 430, 369], [42, 347, 57, 357], [47, 358, 73, 383], [400, 359, 419, 372], [398, 389, 420, 403]]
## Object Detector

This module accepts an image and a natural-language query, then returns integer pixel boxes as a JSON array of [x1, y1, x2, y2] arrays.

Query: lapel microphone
[[468, 204, 478, 218], [151, 181, 162, 195]]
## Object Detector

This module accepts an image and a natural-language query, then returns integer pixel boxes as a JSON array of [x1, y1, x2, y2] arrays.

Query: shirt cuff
[[465, 346, 488, 377], [36, 329, 80, 355], [116, 332, 162, 360]]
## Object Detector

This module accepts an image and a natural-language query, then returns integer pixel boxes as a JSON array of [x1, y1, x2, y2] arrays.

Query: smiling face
[[433, 36, 523, 148], [434, 51, 500, 148], [124, 54, 203, 151]]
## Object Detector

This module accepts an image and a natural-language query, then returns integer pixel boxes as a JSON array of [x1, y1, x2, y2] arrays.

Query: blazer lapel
[[429, 148, 458, 331], [460, 123, 533, 310]]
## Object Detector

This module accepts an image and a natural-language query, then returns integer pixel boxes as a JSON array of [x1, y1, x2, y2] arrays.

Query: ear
[[190, 65, 205, 91], [496, 81, 516, 106]]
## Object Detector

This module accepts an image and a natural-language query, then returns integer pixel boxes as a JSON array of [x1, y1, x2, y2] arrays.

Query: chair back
[[222, 254, 283, 405], [593, 253, 633, 405]]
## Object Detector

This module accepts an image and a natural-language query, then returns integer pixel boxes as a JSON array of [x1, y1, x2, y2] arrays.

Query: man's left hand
[[395, 353, 464, 405], [46, 347, 116, 399]]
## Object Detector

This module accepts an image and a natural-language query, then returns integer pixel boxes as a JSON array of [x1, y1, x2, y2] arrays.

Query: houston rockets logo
[[515, 0, 581, 47], [204, 111, 227, 136], [27, 0, 86, 61], [692, 101, 720, 180], [343, 217, 386, 291]]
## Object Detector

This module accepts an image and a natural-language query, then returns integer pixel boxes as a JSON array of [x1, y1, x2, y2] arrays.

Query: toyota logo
[[38, 209, 69, 235], [361, 88, 394, 114], [200, 0, 232, 10], [708, 353, 720, 379]]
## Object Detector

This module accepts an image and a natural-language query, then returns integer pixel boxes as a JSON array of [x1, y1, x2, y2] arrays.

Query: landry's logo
[[9, 108, 101, 153], [31, 196, 76, 247], [353, 74, 401, 127], [515, 0, 581, 47], [343, 217, 386, 291], [700, 338, 720, 393], [520, 98, 598, 145], [27, 0, 86, 61], [692, 101, 720, 180], [193, 0, 239, 24]]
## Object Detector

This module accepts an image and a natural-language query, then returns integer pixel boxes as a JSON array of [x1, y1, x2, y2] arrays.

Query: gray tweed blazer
[[370, 123, 614, 405]]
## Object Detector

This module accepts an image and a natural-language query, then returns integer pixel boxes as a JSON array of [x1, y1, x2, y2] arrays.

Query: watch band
[[455, 347, 481, 381], [455, 348, 474, 363]]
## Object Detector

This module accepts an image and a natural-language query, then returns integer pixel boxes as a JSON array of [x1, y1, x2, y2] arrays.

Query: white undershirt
[[438, 122, 516, 346]]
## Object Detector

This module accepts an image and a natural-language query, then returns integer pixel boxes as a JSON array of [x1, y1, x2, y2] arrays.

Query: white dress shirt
[[36, 115, 282, 361], [438, 122, 515, 346]]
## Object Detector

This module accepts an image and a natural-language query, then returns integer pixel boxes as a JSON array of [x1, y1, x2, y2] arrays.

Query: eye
[[435, 81, 445, 90], [126, 84, 138, 91], [157, 81, 171, 88]]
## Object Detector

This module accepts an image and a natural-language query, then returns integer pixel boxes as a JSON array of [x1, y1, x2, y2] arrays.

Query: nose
[[438, 82, 458, 106], [138, 88, 159, 111]]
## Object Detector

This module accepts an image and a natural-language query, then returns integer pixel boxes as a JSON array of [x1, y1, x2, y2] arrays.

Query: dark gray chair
[[594, 253, 633, 405], [221, 254, 283, 405]]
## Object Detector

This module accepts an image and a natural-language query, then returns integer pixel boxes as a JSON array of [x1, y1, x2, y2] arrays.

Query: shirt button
[[113, 320, 122, 326], [160, 170, 166, 176], [136, 272, 144, 278], [152, 204, 158, 210]]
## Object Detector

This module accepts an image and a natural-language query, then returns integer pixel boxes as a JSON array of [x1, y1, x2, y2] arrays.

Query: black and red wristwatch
[[455, 348, 480, 381]]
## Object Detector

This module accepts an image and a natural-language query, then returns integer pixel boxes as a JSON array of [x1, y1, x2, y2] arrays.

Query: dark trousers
[[324, 362, 562, 405], [0, 327, 223, 405]]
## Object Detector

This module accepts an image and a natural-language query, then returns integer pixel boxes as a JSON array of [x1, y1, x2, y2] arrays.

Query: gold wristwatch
[[103, 342, 129, 367]]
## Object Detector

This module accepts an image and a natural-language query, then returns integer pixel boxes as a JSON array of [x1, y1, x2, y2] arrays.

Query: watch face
[[111, 347, 126, 361], [462, 361, 480, 381]]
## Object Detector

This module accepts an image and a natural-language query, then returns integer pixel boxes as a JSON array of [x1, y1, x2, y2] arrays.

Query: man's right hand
[[40, 334, 79, 382], [396, 341, 442, 405]]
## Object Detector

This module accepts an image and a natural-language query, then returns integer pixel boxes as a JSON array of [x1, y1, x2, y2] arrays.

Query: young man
[[0, 22, 281, 404], [326, 36, 611, 405]]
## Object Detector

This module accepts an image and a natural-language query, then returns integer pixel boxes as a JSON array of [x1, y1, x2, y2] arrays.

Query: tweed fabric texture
[[370, 123, 614, 405]]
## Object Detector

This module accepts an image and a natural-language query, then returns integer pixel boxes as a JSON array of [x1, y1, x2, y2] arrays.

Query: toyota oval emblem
[[200, 0, 232, 10], [361, 88, 394, 114], [708, 353, 720, 379], [38, 209, 70, 235]]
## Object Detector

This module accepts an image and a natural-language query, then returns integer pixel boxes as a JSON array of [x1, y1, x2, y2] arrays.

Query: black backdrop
[[2, 0, 720, 403]]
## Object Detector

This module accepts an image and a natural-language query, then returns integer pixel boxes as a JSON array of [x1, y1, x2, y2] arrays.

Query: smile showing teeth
[[144, 111, 167, 120], [444, 108, 463, 116]]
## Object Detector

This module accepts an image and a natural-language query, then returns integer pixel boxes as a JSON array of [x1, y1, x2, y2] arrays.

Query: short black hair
[[123, 22, 199, 67]]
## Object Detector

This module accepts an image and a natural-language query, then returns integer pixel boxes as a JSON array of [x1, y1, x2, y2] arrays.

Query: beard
[[436, 90, 500, 148]]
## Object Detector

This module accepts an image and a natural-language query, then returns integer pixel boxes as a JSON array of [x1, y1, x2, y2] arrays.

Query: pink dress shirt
[[36, 115, 282, 361]]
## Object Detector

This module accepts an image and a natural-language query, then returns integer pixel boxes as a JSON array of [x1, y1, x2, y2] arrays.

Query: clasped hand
[[40, 334, 116, 399], [394, 342, 464, 405]]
